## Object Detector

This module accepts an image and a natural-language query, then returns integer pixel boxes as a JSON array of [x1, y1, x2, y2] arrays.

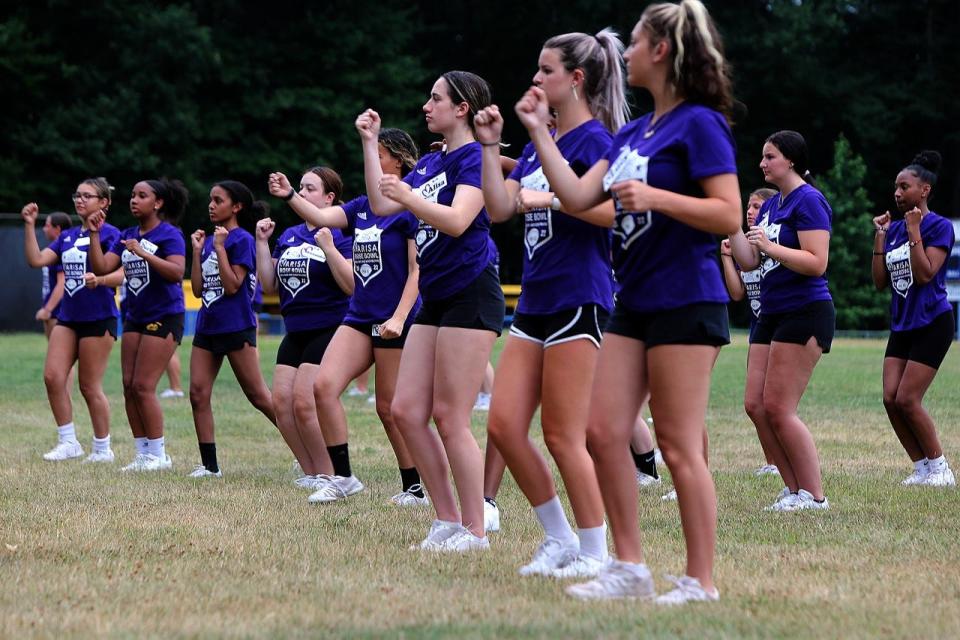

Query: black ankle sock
[[631, 447, 658, 479], [399, 467, 424, 496], [484, 496, 497, 507], [199, 442, 218, 473], [327, 443, 352, 477]]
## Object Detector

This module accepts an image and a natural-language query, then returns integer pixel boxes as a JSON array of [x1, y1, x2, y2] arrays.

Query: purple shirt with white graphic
[[509, 119, 614, 314], [602, 103, 735, 312], [272, 223, 353, 332], [41, 263, 63, 318], [195, 228, 257, 335], [884, 212, 954, 332], [401, 142, 492, 300], [109, 222, 185, 322], [49, 224, 121, 322], [756, 184, 833, 314], [341, 195, 420, 325], [739, 265, 763, 327]]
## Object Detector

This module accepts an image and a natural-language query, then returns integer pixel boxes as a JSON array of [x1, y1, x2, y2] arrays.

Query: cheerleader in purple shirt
[[515, 0, 742, 604], [87, 179, 188, 472], [475, 29, 627, 579], [188, 181, 276, 477], [730, 131, 835, 513], [872, 151, 956, 487], [355, 71, 505, 552], [267, 130, 426, 506], [22, 178, 124, 463], [256, 167, 355, 491], [36, 212, 72, 338]]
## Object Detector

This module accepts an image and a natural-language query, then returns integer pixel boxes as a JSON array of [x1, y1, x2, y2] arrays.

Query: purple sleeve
[[453, 148, 482, 189], [336, 230, 354, 259], [340, 197, 365, 235], [228, 233, 256, 272], [686, 110, 737, 180], [401, 212, 419, 239], [160, 227, 186, 258], [108, 234, 125, 256], [795, 191, 832, 232], [402, 157, 431, 186], [925, 216, 956, 251], [48, 234, 64, 256], [507, 142, 535, 183]]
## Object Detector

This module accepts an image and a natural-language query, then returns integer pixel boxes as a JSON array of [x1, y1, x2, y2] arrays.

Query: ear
[[154, 197, 164, 211], [455, 100, 471, 119], [651, 38, 670, 63], [571, 68, 585, 87]]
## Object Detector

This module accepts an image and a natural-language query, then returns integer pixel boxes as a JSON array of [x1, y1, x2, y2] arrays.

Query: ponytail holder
[[803, 170, 812, 178]]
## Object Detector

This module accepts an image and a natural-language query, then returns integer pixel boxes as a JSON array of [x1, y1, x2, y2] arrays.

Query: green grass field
[[1, 332, 959, 638]]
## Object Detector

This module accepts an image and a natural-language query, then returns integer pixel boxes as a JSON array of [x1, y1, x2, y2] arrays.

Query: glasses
[[71, 192, 102, 202]]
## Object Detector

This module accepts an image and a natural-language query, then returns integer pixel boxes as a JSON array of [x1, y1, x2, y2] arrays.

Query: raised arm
[[37, 270, 66, 321], [314, 228, 354, 296], [189, 230, 205, 298], [871, 212, 890, 291], [85, 211, 121, 274], [904, 208, 949, 286], [719, 239, 746, 301], [212, 227, 247, 295], [268, 172, 349, 229], [748, 226, 830, 277], [475, 105, 521, 223], [356, 110, 404, 217], [21, 204, 59, 268], [611, 172, 742, 236], [729, 227, 760, 271], [382, 180, 484, 237], [254, 218, 278, 295]]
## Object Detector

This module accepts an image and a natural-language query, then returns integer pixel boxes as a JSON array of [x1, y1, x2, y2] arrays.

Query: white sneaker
[[551, 554, 609, 579], [390, 484, 430, 506], [661, 489, 677, 502], [440, 528, 490, 552], [794, 489, 830, 510], [159, 389, 185, 398], [901, 466, 929, 485], [484, 498, 500, 532], [566, 561, 656, 601], [654, 447, 663, 466], [307, 475, 364, 503], [138, 453, 173, 472], [83, 449, 115, 464], [635, 470, 662, 487], [294, 474, 324, 489], [518, 537, 579, 577], [367, 394, 376, 404], [121, 453, 150, 472], [473, 392, 491, 411], [922, 466, 956, 487], [411, 519, 462, 551], [188, 464, 222, 478], [765, 488, 798, 511], [754, 464, 780, 476], [43, 441, 84, 461], [655, 575, 719, 606]]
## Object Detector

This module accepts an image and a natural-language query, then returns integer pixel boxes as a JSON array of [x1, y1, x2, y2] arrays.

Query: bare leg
[[745, 344, 796, 488], [166, 351, 183, 392], [130, 334, 179, 439], [292, 363, 333, 474], [373, 347, 416, 469], [43, 325, 78, 427], [892, 360, 944, 460], [76, 332, 115, 439], [121, 332, 146, 438], [272, 365, 316, 473], [189, 346, 224, 443], [226, 344, 276, 424]]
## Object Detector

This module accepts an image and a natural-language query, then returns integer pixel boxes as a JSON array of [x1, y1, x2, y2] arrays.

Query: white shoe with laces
[[411, 519, 462, 551], [121, 453, 150, 472], [764, 487, 797, 511], [793, 489, 830, 510], [188, 464, 222, 478], [565, 560, 656, 601], [551, 554, 609, 579], [754, 464, 780, 476], [43, 441, 84, 461], [654, 575, 719, 606], [307, 475, 364, 503], [390, 484, 429, 506], [138, 453, 172, 472], [922, 465, 956, 487], [484, 498, 500, 532], [901, 466, 929, 485], [661, 489, 677, 502], [159, 389, 185, 398], [83, 449, 115, 464], [440, 528, 489, 552], [295, 474, 329, 489], [518, 537, 579, 577], [635, 470, 662, 487]]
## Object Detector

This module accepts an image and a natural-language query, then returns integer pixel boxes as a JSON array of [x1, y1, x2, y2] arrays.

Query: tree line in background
[[2, 0, 957, 329]]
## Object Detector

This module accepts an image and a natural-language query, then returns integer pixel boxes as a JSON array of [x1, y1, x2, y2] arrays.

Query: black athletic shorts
[[193, 327, 258, 357], [414, 264, 505, 335], [510, 304, 609, 349], [604, 302, 730, 348], [275, 325, 338, 367], [57, 317, 118, 340], [123, 313, 185, 344], [342, 319, 412, 349], [752, 300, 835, 354], [885, 310, 955, 369]]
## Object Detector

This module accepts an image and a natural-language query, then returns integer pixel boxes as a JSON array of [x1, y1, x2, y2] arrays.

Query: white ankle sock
[[533, 496, 576, 543], [914, 458, 929, 473], [929, 455, 946, 471], [57, 423, 78, 445], [92, 435, 110, 453], [147, 437, 165, 459], [578, 525, 608, 560], [135, 437, 149, 454]]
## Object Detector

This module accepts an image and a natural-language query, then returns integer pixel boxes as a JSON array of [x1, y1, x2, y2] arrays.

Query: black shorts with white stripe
[[509, 304, 609, 349]]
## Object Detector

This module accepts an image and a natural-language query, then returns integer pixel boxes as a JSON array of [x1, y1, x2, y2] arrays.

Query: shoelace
[[591, 567, 639, 593], [660, 574, 710, 602]]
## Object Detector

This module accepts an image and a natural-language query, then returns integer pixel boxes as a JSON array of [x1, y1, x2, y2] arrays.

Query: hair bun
[[911, 150, 941, 175]]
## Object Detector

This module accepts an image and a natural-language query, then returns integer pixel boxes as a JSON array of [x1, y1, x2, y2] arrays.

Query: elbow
[[487, 206, 514, 224], [719, 206, 742, 236]]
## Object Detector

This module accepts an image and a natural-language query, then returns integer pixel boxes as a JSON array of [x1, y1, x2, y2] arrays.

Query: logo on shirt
[[758, 222, 782, 277], [122, 238, 159, 296], [415, 221, 439, 256], [520, 167, 553, 258], [200, 252, 224, 307], [605, 145, 652, 249], [740, 269, 762, 317], [415, 172, 447, 204], [886, 242, 913, 298], [277, 243, 327, 298], [358, 211, 368, 220], [62, 238, 90, 297], [416, 167, 427, 175], [353, 226, 384, 286]]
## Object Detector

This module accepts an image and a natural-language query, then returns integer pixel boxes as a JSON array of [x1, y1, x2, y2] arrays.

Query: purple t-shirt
[[756, 184, 833, 314], [195, 228, 257, 335], [740, 266, 762, 325], [49, 224, 121, 322], [884, 212, 954, 332], [41, 263, 63, 318], [109, 222, 186, 322], [509, 119, 614, 314], [602, 103, 735, 312], [272, 223, 353, 332], [341, 195, 420, 325], [402, 142, 492, 300]]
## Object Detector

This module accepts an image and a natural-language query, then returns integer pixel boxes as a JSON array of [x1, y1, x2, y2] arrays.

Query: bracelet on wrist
[[282, 188, 296, 201], [873, 252, 884, 256], [875, 228, 886, 234], [550, 197, 561, 211], [908, 240, 920, 248], [480, 140, 501, 147]]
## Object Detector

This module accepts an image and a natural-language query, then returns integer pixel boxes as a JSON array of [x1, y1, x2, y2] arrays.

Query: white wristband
[[550, 197, 561, 211]]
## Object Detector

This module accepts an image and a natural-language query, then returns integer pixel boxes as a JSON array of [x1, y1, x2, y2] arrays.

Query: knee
[[189, 383, 211, 410], [375, 401, 394, 428], [585, 418, 621, 458], [390, 397, 414, 432], [762, 397, 790, 427], [78, 379, 101, 400], [744, 396, 765, 422], [432, 402, 465, 441], [542, 424, 579, 459], [486, 410, 516, 449], [313, 374, 341, 407], [894, 391, 920, 416], [130, 377, 155, 400], [292, 391, 317, 425], [44, 369, 66, 392]]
